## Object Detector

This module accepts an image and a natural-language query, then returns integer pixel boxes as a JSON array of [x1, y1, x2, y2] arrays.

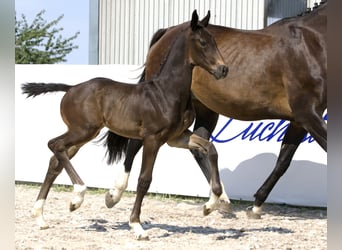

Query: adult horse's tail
[[21, 83, 72, 97], [96, 131, 130, 165], [99, 28, 169, 166]]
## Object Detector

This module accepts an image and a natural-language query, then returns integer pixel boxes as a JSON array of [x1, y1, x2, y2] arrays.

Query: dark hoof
[[69, 203, 78, 212], [203, 205, 212, 216], [105, 191, 116, 208], [136, 235, 150, 241], [246, 207, 262, 219]]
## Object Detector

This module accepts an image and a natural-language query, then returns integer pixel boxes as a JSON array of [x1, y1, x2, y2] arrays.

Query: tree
[[15, 10, 80, 64]]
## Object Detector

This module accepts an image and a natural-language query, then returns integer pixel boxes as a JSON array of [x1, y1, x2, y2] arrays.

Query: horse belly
[[191, 73, 293, 121]]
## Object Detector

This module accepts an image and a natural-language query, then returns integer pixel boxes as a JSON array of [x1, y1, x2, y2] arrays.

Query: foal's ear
[[200, 10, 210, 27], [191, 9, 199, 31]]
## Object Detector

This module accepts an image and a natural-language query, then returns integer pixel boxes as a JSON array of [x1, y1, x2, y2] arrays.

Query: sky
[[15, 0, 90, 64]]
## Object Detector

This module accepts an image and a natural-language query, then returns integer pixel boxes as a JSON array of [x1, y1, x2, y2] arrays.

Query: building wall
[[97, 0, 321, 65], [98, 0, 266, 65]]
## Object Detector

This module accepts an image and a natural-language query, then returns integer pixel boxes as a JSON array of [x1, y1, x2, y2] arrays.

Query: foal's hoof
[[246, 206, 262, 219], [69, 202, 82, 212], [39, 224, 50, 230], [105, 191, 117, 208], [136, 234, 150, 241], [203, 204, 214, 216], [36, 218, 49, 230], [130, 222, 149, 240]]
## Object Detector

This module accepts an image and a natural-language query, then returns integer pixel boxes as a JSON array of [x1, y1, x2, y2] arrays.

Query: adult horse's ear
[[191, 9, 199, 31], [200, 10, 210, 27]]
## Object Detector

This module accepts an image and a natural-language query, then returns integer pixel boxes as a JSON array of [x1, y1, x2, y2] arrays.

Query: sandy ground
[[15, 184, 326, 250]]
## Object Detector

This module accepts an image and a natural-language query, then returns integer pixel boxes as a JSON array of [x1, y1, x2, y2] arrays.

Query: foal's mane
[[151, 26, 192, 81]]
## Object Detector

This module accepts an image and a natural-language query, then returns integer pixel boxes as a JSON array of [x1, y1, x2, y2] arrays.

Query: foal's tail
[[21, 82, 72, 98]]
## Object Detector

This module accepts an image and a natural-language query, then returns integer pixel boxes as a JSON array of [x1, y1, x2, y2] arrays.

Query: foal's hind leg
[[106, 139, 143, 208], [247, 122, 307, 219], [32, 146, 80, 229], [33, 128, 99, 229], [48, 129, 101, 211]]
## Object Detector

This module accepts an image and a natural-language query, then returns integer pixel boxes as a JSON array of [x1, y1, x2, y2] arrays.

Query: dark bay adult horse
[[103, 3, 327, 219], [21, 10, 228, 239]]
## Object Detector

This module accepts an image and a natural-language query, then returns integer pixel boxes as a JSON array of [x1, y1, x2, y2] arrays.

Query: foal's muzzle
[[213, 65, 229, 80]]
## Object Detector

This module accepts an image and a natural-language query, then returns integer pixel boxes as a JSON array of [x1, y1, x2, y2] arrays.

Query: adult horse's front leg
[[247, 122, 307, 219], [167, 130, 230, 216], [129, 136, 161, 240], [188, 133, 228, 215], [188, 100, 231, 213]]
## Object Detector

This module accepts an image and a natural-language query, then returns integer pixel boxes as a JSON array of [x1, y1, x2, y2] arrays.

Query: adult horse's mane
[[298, 0, 327, 16]]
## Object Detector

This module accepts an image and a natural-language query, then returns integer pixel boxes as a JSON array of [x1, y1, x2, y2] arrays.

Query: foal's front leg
[[129, 137, 161, 240]]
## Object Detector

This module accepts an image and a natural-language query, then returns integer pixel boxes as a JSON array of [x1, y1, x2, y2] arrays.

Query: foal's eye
[[199, 39, 207, 47]]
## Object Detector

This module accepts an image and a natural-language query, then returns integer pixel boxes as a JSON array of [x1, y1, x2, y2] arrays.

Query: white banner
[[15, 65, 327, 207]]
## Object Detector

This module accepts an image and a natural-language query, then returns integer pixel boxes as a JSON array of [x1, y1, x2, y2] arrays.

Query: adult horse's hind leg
[[247, 122, 307, 219], [32, 145, 81, 229], [105, 139, 143, 208]]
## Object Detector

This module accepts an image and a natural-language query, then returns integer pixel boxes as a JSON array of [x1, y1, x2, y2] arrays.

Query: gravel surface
[[15, 184, 327, 250]]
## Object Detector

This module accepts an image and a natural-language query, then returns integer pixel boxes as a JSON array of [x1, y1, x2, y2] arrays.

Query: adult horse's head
[[187, 10, 228, 80]]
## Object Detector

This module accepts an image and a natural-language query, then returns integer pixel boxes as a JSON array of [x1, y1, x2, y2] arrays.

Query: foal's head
[[187, 10, 228, 80]]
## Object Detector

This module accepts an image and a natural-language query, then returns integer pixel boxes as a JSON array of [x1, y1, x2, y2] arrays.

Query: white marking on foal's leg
[[105, 172, 129, 208], [129, 222, 149, 240], [32, 199, 49, 229], [70, 184, 87, 211]]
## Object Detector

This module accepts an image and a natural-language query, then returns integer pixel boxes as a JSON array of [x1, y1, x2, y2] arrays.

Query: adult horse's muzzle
[[213, 65, 229, 80]]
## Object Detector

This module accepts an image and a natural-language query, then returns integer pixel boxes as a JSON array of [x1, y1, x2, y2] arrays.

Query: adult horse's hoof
[[246, 206, 262, 219], [216, 200, 231, 213]]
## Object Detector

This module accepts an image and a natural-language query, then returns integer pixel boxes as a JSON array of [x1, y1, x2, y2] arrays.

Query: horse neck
[[157, 30, 194, 91], [301, 4, 327, 35]]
